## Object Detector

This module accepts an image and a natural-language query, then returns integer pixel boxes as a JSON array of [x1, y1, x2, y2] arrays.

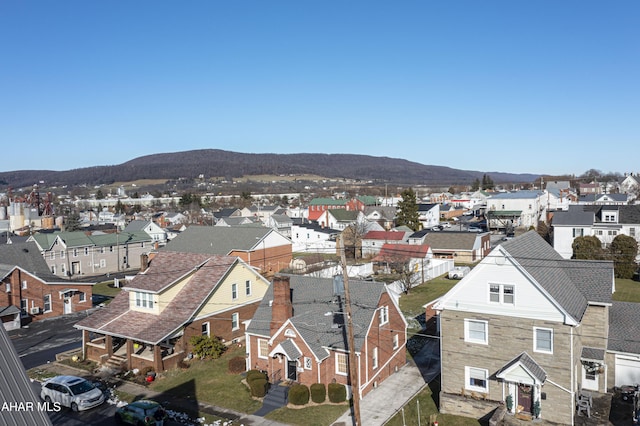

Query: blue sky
[[1, 1, 638, 176]]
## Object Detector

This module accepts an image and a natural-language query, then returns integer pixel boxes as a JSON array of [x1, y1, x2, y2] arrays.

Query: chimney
[[270, 276, 293, 335]]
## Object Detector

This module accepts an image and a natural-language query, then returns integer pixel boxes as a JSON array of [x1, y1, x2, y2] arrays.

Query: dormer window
[[134, 291, 154, 309]]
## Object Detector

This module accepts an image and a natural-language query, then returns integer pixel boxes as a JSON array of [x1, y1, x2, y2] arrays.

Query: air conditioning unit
[[30, 307, 40, 315]]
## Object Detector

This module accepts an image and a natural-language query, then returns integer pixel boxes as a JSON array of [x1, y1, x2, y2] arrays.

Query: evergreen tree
[[611, 235, 638, 279], [481, 174, 494, 190], [396, 188, 420, 231], [572, 236, 605, 260], [471, 178, 481, 191], [64, 213, 82, 231]]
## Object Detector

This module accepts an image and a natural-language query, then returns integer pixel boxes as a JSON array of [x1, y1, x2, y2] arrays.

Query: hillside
[[0, 149, 539, 189]]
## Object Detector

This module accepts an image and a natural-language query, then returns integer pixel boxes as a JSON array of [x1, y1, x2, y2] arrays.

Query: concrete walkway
[[332, 338, 439, 426]]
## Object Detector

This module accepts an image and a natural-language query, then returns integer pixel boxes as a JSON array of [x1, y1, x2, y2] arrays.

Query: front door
[[287, 361, 297, 381], [71, 262, 81, 275], [582, 364, 599, 391], [517, 384, 533, 413], [63, 298, 72, 314]]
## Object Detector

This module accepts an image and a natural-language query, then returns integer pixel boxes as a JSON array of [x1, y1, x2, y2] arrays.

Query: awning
[[58, 288, 78, 296], [496, 352, 547, 385], [0, 305, 21, 316], [487, 210, 522, 218], [581, 347, 605, 362], [269, 339, 302, 361]]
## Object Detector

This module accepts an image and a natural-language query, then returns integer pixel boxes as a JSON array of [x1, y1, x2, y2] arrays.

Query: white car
[[40, 375, 105, 411], [440, 222, 451, 228]]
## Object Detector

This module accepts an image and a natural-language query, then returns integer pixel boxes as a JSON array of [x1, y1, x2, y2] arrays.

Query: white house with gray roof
[[435, 231, 615, 424], [552, 204, 640, 260]]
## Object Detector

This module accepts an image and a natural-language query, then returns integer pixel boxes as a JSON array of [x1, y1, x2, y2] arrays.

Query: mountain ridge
[[0, 149, 540, 189]]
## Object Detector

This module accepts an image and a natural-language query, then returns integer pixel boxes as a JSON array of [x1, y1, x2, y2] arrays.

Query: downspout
[[570, 325, 575, 426]]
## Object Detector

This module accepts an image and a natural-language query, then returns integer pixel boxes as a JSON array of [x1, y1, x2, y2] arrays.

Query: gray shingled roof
[[0, 241, 61, 282], [423, 232, 481, 251], [489, 190, 544, 200], [0, 326, 53, 425], [500, 231, 589, 323], [564, 259, 614, 304], [551, 205, 595, 226], [581, 347, 605, 361], [162, 225, 271, 255], [246, 275, 389, 361], [496, 352, 547, 383], [609, 301, 640, 354]]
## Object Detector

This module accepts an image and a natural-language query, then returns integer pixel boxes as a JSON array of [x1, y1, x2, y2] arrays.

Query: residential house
[[28, 230, 153, 278], [620, 173, 640, 196], [439, 205, 466, 221], [158, 212, 187, 227], [361, 230, 409, 258], [265, 214, 293, 238], [215, 216, 260, 227], [417, 204, 440, 230], [372, 243, 432, 276], [552, 204, 640, 260], [290, 222, 338, 253], [245, 275, 407, 399], [419, 231, 490, 263], [435, 231, 615, 424], [486, 190, 546, 231], [125, 220, 168, 246], [429, 192, 452, 204], [579, 182, 602, 195], [363, 206, 396, 230], [0, 242, 94, 330], [75, 251, 270, 372], [317, 209, 360, 231], [162, 225, 292, 276], [308, 198, 347, 222], [578, 193, 628, 205]]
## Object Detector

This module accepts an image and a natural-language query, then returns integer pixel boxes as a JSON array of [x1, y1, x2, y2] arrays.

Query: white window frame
[[393, 334, 399, 349], [464, 319, 488, 345], [335, 352, 348, 376], [60, 250, 65, 259], [488, 283, 515, 305], [134, 292, 154, 309], [379, 306, 389, 325], [202, 322, 210, 337], [43, 294, 52, 312], [534, 327, 553, 354], [73, 248, 78, 257], [258, 339, 269, 359], [245, 280, 251, 296], [99, 259, 106, 268], [21, 280, 27, 290], [465, 366, 489, 392], [84, 247, 89, 256], [5, 283, 10, 292], [304, 357, 312, 370], [231, 312, 239, 330], [78, 292, 86, 303], [50, 251, 55, 260], [372, 347, 378, 369], [231, 283, 238, 300]]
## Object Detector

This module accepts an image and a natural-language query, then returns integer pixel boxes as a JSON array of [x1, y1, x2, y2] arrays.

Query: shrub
[[328, 383, 346, 403], [228, 356, 246, 374], [189, 335, 226, 360], [246, 369, 267, 384], [310, 383, 326, 403], [139, 366, 154, 376], [250, 378, 268, 397], [288, 384, 310, 406]]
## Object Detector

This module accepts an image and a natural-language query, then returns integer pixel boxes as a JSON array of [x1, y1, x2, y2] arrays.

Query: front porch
[[83, 331, 185, 372]]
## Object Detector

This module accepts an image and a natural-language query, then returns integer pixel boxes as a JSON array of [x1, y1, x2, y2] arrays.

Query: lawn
[[613, 278, 640, 302], [266, 404, 348, 426], [93, 280, 122, 298], [399, 274, 458, 318], [149, 346, 262, 414]]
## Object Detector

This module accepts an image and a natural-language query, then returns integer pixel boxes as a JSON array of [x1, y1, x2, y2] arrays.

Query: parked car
[[431, 225, 443, 231], [40, 375, 105, 411], [448, 266, 471, 279], [440, 222, 451, 228], [115, 400, 167, 426], [468, 226, 483, 232]]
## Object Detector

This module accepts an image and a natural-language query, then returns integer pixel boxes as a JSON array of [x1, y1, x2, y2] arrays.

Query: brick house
[[75, 251, 270, 373], [434, 231, 615, 424], [245, 275, 407, 399], [0, 242, 94, 330]]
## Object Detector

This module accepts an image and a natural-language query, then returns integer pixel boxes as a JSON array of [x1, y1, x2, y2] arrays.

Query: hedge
[[288, 384, 310, 406], [310, 383, 326, 403], [249, 378, 268, 398], [328, 383, 347, 403]]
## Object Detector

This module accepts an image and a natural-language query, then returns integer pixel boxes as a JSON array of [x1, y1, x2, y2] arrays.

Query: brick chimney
[[270, 275, 293, 335]]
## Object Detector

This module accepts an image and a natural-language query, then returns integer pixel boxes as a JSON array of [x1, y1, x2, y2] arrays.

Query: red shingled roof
[[362, 231, 405, 241]]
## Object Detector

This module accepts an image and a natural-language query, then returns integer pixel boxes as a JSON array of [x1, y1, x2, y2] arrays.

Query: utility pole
[[340, 248, 362, 426]]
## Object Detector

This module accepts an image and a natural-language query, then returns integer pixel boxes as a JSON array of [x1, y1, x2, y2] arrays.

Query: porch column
[[106, 335, 113, 357], [126, 339, 133, 370], [153, 345, 162, 373], [82, 330, 89, 360]]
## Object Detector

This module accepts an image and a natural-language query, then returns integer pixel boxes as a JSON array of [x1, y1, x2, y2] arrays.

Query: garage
[[615, 354, 640, 387]]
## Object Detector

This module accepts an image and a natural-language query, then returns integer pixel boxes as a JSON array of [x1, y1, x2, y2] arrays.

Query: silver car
[[40, 375, 105, 411]]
